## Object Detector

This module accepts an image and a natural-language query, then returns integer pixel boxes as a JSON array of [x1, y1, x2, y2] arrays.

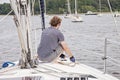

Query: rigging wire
[[107, 0, 119, 36], [61, 29, 120, 68], [0, 10, 13, 23]]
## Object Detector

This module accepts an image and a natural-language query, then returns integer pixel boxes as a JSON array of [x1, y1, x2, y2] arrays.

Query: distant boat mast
[[67, 0, 71, 14], [99, 0, 102, 14], [75, 0, 78, 15]]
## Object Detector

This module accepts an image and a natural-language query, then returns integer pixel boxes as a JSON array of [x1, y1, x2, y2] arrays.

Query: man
[[37, 16, 75, 62]]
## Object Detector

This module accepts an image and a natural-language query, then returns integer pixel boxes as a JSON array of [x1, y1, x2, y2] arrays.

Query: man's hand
[[70, 56, 75, 62]]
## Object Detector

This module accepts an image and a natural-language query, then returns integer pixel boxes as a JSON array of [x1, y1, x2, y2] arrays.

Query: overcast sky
[[0, 0, 10, 3]]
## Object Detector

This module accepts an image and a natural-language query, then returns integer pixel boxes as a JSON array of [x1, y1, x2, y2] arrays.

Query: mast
[[9, 0, 45, 69], [75, 0, 77, 15], [44, 0, 47, 16], [99, 0, 102, 14], [32, 0, 36, 15], [10, 0, 35, 69], [39, 0, 45, 30], [67, 0, 71, 14]]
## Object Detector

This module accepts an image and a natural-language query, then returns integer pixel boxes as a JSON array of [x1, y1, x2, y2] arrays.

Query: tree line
[[0, 0, 120, 15]]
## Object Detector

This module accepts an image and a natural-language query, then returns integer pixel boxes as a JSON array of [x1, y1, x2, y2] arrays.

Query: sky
[[0, 0, 10, 4]]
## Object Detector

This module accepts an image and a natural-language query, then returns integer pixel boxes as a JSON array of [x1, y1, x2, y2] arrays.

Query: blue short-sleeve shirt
[[37, 27, 64, 59]]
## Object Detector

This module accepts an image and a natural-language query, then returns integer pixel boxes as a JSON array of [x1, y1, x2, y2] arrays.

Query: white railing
[[103, 38, 120, 73], [61, 30, 120, 75]]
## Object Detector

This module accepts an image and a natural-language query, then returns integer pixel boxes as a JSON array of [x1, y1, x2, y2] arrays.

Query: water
[[0, 14, 120, 79]]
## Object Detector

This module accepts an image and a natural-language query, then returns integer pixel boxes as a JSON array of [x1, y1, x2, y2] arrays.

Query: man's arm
[[60, 41, 73, 57]]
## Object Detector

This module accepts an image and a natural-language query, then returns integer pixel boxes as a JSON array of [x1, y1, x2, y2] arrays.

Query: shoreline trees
[[0, 0, 120, 15]]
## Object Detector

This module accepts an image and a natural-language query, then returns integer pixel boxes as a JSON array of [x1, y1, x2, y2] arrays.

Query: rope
[[107, 56, 120, 67], [23, 0, 34, 68], [107, 39, 120, 46], [0, 10, 13, 23]]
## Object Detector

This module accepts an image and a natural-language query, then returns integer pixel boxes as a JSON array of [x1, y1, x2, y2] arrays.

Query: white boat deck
[[0, 61, 119, 80]]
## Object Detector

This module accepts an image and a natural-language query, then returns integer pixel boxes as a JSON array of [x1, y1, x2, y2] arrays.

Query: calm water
[[0, 14, 120, 79]]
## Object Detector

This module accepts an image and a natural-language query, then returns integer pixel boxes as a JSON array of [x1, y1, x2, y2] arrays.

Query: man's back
[[37, 27, 64, 59]]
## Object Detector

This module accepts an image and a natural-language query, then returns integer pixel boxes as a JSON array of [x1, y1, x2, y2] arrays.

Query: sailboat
[[64, 0, 72, 18], [85, 0, 98, 16], [85, 11, 98, 15], [72, 0, 83, 22], [0, 0, 119, 80], [114, 11, 120, 17]]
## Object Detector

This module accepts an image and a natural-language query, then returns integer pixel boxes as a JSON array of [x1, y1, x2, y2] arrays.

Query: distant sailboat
[[85, 11, 98, 15], [72, 0, 83, 22], [114, 11, 120, 17], [85, 0, 98, 16]]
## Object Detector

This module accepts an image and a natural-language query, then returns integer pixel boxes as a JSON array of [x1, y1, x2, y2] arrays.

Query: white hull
[[114, 14, 120, 17], [114, 11, 120, 17], [0, 61, 118, 80], [72, 16, 83, 22], [85, 11, 98, 15]]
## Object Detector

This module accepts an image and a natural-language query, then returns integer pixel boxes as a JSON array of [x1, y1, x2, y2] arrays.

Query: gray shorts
[[39, 45, 63, 62]]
